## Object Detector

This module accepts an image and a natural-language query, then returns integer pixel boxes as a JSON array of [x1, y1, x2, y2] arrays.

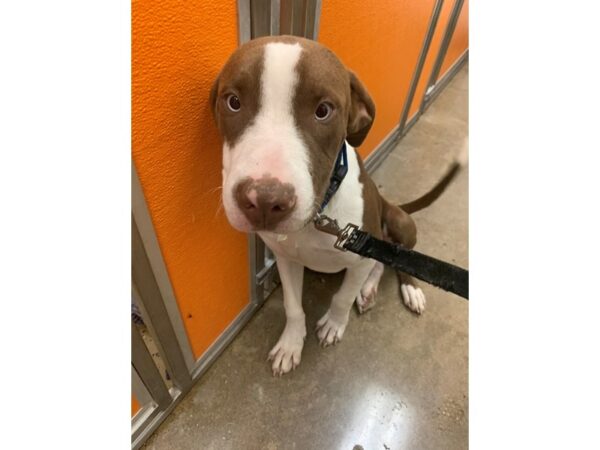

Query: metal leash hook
[[313, 213, 359, 251], [313, 213, 340, 235]]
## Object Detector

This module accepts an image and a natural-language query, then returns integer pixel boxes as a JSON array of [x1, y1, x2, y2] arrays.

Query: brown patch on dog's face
[[292, 39, 348, 213], [210, 39, 264, 147], [290, 37, 376, 213]]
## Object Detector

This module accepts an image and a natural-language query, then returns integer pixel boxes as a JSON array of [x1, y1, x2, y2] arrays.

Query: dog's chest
[[259, 226, 363, 273]]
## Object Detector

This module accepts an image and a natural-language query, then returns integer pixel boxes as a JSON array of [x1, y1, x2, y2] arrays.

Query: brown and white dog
[[211, 36, 457, 375]]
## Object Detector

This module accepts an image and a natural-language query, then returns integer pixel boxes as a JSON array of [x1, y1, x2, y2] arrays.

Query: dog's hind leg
[[382, 198, 426, 314]]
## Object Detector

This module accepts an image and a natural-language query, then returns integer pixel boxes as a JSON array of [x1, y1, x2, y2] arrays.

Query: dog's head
[[210, 36, 375, 233]]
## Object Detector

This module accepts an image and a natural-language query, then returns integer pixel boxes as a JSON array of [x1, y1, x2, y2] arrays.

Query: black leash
[[314, 215, 468, 299], [314, 142, 469, 300]]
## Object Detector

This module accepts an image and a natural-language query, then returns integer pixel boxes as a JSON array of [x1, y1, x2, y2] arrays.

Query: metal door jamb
[[419, 0, 465, 114], [132, 166, 195, 373], [398, 0, 445, 135]]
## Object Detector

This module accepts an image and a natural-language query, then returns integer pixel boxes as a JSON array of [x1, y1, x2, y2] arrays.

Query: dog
[[210, 35, 462, 375]]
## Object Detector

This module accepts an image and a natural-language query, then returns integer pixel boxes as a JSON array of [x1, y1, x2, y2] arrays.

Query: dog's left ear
[[346, 70, 376, 147]]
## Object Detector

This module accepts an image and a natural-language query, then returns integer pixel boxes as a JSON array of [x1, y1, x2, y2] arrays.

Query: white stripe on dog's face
[[221, 42, 314, 232]]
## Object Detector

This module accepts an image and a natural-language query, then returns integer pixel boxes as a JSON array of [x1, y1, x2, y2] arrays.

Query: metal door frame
[[419, 0, 467, 115], [132, 160, 273, 447]]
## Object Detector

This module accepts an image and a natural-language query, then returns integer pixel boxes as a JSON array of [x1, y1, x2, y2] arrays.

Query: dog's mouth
[[229, 208, 317, 235], [252, 215, 314, 234]]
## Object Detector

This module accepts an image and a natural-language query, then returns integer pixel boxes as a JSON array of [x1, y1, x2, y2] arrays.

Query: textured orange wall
[[439, 0, 469, 79], [132, 1, 249, 358], [319, 0, 436, 160]]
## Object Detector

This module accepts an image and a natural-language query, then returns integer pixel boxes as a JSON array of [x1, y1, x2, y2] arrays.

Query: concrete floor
[[143, 65, 468, 450]]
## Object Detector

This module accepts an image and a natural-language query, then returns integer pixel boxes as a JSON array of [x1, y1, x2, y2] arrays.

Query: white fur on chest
[[259, 143, 365, 273]]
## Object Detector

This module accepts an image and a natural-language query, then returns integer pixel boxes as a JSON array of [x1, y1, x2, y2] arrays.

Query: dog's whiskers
[[214, 199, 224, 219], [207, 185, 223, 195]]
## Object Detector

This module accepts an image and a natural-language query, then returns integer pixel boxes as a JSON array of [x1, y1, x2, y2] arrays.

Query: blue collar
[[318, 141, 348, 213]]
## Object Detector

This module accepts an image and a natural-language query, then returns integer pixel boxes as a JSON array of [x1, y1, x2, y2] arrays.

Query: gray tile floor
[[143, 65, 468, 450]]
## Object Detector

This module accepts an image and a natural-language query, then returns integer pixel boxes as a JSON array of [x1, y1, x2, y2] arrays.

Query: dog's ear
[[346, 70, 376, 147]]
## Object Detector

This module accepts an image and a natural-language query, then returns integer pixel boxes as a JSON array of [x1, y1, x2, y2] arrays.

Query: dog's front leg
[[268, 255, 306, 376], [316, 258, 377, 346]]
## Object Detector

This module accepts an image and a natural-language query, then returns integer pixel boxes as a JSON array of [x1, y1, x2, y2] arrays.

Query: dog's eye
[[226, 94, 241, 112], [315, 102, 333, 121]]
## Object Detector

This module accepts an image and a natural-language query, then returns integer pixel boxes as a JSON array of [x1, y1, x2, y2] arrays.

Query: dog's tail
[[400, 141, 468, 214]]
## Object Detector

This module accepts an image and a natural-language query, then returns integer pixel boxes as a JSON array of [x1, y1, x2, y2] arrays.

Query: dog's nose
[[234, 176, 297, 229]]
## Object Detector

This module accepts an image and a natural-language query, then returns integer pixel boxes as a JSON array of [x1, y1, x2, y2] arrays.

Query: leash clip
[[313, 213, 341, 236], [313, 213, 359, 252]]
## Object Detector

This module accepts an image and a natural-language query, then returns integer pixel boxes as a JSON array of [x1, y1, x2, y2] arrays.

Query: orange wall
[[319, 0, 437, 160], [132, 1, 249, 359], [132, 395, 140, 417], [440, 0, 469, 79]]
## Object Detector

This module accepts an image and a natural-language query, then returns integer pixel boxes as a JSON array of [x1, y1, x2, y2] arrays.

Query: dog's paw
[[401, 283, 426, 314], [356, 284, 377, 314], [268, 320, 305, 376], [316, 311, 348, 347]]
